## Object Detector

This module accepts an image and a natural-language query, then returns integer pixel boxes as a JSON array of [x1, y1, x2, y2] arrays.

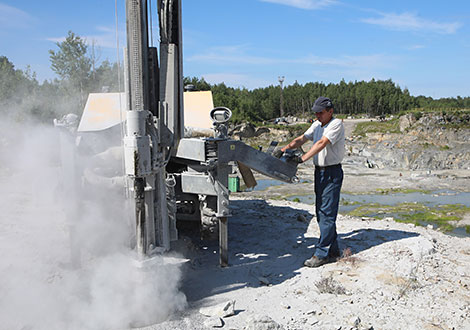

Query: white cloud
[[406, 44, 425, 50], [0, 3, 33, 29], [361, 12, 461, 34], [46, 26, 124, 49], [297, 53, 398, 69], [188, 47, 401, 89], [259, 0, 337, 10], [189, 45, 398, 71], [202, 73, 272, 89], [46, 36, 65, 43], [187, 44, 279, 65], [84, 26, 123, 49], [188, 52, 278, 65]]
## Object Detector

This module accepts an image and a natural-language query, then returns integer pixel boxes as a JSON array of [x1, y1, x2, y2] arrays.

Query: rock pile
[[349, 113, 470, 170]]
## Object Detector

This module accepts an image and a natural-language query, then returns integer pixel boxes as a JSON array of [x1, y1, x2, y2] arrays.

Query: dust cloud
[[0, 116, 186, 329]]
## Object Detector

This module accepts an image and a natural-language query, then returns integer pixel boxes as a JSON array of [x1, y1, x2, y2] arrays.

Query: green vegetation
[[375, 188, 431, 194], [1, 31, 122, 122], [347, 202, 385, 217], [352, 107, 470, 138], [411, 110, 423, 120], [1, 30, 470, 124], [352, 117, 401, 136], [340, 198, 359, 206], [347, 201, 470, 232], [185, 77, 470, 124], [420, 142, 432, 149], [262, 123, 311, 136]]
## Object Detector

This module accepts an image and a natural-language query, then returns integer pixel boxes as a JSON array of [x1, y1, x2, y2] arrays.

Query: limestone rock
[[200, 300, 236, 318], [399, 114, 417, 132], [348, 316, 361, 327], [233, 123, 256, 138], [244, 315, 284, 330], [255, 127, 270, 137]]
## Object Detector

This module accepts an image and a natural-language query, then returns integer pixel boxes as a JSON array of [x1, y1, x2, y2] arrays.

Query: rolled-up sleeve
[[303, 123, 316, 141], [324, 120, 343, 145]]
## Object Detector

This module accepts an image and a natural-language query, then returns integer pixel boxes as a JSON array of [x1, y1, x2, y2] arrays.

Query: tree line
[[184, 77, 470, 123], [0, 31, 122, 122], [1, 30, 469, 124]]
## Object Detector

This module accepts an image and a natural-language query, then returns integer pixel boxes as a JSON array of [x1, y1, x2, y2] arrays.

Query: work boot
[[328, 250, 341, 261], [304, 256, 329, 268]]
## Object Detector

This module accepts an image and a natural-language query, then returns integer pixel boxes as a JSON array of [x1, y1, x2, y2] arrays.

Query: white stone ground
[[1, 119, 469, 330], [142, 197, 470, 330]]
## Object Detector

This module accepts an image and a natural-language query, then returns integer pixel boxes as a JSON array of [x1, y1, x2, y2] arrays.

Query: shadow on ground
[[176, 199, 419, 303]]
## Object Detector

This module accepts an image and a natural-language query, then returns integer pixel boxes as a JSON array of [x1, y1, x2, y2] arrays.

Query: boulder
[[399, 114, 417, 132], [254, 127, 270, 137], [199, 300, 236, 318], [233, 123, 256, 138]]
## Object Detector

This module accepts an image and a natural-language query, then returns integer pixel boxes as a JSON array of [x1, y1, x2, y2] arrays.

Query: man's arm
[[280, 135, 308, 152], [299, 136, 330, 162]]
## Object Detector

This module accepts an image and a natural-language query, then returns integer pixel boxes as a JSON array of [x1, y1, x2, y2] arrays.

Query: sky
[[1, 0, 469, 98]]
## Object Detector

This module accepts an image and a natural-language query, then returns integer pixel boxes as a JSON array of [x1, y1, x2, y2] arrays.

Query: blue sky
[[1, 0, 469, 98]]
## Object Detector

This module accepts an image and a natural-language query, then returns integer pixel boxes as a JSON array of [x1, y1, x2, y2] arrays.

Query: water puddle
[[241, 179, 470, 237], [341, 190, 470, 210], [244, 178, 311, 191], [280, 184, 470, 237], [286, 190, 470, 211]]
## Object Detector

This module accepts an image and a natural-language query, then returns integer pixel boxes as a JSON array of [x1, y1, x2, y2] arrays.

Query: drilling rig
[[123, 0, 184, 260], [71, 0, 299, 267]]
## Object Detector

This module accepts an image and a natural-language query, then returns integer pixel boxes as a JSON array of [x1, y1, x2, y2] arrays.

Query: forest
[[1, 31, 469, 124], [184, 76, 470, 123]]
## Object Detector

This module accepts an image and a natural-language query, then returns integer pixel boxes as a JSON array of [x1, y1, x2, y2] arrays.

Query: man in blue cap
[[274, 96, 345, 267]]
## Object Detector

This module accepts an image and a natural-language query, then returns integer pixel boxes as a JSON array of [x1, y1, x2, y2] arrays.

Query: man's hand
[[272, 149, 284, 158]]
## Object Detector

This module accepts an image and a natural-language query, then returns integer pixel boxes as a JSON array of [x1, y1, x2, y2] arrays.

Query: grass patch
[[420, 142, 432, 149], [340, 198, 360, 206], [352, 109, 470, 138], [347, 202, 392, 217], [346, 202, 470, 233], [375, 187, 431, 194], [397, 213, 457, 232], [352, 117, 400, 137]]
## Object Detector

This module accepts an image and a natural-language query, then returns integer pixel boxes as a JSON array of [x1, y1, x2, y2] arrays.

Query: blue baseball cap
[[312, 96, 333, 113]]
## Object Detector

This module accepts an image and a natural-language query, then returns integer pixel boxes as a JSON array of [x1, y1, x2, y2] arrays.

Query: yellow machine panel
[[183, 91, 214, 130], [77, 93, 126, 132]]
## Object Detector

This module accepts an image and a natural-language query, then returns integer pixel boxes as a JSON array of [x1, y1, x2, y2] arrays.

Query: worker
[[274, 96, 345, 267]]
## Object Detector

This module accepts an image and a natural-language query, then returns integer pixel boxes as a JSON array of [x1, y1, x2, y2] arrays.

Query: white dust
[[0, 118, 186, 330]]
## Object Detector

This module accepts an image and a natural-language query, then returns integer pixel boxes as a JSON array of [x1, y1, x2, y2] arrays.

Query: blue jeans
[[313, 165, 343, 259]]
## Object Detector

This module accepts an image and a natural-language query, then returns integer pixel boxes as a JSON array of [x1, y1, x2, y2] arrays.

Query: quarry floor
[[1, 119, 470, 330], [143, 161, 470, 330]]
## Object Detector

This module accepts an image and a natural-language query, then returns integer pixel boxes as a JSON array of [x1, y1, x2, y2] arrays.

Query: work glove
[[291, 155, 304, 164], [272, 149, 284, 158]]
